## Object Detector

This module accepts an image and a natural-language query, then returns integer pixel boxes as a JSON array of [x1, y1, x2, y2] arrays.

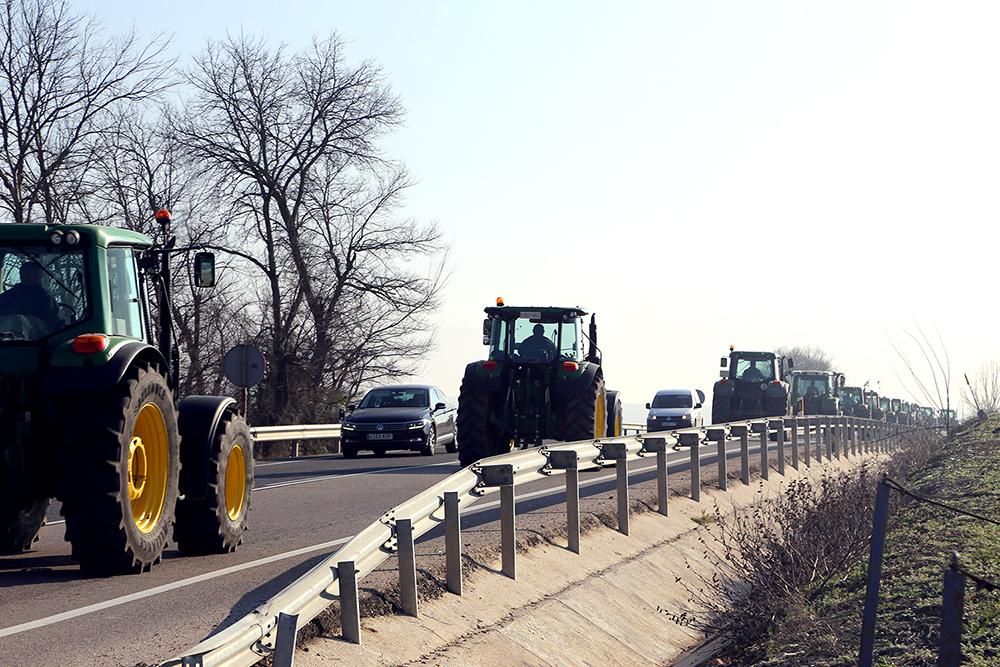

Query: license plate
[[367, 433, 393, 441]]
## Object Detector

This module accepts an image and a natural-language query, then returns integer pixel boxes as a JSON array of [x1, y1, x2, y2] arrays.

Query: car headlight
[[407, 420, 429, 429], [648, 415, 657, 421], [342, 422, 356, 430]]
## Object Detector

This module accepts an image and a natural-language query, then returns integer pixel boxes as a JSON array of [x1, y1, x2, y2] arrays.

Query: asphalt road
[[0, 436, 786, 667]]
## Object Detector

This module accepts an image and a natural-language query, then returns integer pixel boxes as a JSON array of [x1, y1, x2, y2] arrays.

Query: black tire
[[456, 387, 505, 467], [0, 497, 48, 554], [711, 396, 729, 424], [420, 426, 437, 456], [62, 363, 180, 575], [342, 444, 359, 459], [563, 373, 606, 442], [605, 390, 623, 438], [174, 411, 253, 555], [445, 425, 458, 454], [372, 446, 387, 457]]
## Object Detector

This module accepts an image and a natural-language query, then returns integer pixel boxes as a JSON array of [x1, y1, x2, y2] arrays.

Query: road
[[0, 437, 777, 666]]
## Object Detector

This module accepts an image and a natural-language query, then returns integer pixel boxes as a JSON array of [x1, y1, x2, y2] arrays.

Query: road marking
[[255, 459, 457, 491], [0, 536, 354, 639]]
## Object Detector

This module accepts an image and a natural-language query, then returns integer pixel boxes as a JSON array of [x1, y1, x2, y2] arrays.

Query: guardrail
[[167, 415, 910, 667]]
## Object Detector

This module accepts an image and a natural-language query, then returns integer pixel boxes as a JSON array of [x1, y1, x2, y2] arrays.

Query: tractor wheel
[[0, 497, 48, 554], [605, 390, 623, 438], [456, 388, 505, 467], [563, 374, 607, 442], [62, 363, 180, 575], [711, 397, 730, 425], [174, 411, 253, 555]]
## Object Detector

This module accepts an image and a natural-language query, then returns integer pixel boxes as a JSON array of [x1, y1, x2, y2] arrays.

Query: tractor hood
[[346, 407, 430, 424]]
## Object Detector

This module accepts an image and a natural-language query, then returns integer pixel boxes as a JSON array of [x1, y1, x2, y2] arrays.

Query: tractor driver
[[516, 323, 557, 361], [740, 360, 773, 383], [0, 261, 60, 333]]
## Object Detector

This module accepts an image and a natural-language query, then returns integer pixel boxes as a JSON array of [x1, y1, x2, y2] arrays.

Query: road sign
[[223, 344, 266, 388]]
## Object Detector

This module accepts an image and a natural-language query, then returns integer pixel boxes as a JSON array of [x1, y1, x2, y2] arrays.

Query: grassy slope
[[766, 417, 1000, 666]]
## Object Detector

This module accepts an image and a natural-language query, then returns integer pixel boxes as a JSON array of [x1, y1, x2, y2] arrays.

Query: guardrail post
[[730, 424, 750, 484], [642, 437, 669, 516], [273, 612, 298, 667], [444, 491, 462, 595], [707, 427, 727, 491], [789, 418, 799, 470], [397, 518, 418, 617], [751, 421, 768, 480], [602, 442, 630, 536], [291, 440, 301, 458], [770, 419, 786, 475], [549, 449, 582, 551], [338, 560, 361, 644], [802, 417, 811, 466], [679, 432, 701, 501], [479, 464, 517, 580], [825, 418, 834, 461]]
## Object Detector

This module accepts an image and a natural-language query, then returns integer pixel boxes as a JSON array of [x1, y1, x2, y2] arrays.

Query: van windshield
[[651, 393, 692, 409]]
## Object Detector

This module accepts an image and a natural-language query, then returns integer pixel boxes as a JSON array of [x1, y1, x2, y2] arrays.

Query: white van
[[645, 388, 705, 432]]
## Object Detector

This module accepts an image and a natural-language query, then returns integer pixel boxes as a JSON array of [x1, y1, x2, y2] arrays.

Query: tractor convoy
[[0, 216, 253, 575]]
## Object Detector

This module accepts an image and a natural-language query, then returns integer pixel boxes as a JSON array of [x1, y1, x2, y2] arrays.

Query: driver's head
[[19, 261, 43, 286], [532, 323, 545, 336]]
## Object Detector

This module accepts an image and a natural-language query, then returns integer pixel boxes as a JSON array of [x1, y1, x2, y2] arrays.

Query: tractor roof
[[731, 350, 777, 358], [484, 305, 588, 320], [0, 223, 152, 248], [791, 370, 834, 377]]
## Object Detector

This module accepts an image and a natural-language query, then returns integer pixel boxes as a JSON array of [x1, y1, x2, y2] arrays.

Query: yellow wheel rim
[[129, 403, 169, 534], [225, 443, 247, 521], [595, 391, 607, 439], [614, 410, 622, 437]]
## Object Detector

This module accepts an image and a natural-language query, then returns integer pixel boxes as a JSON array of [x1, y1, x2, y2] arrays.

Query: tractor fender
[[460, 361, 504, 394], [551, 362, 601, 399], [177, 395, 240, 494], [713, 379, 735, 397], [43, 341, 167, 397]]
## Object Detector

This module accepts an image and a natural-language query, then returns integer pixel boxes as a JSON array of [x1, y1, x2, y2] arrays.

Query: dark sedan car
[[340, 384, 457, 458]]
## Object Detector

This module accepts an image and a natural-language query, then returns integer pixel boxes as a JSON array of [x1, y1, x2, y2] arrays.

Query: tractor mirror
[[194, 252, 216, 288], [787, 358, 795, 369], [695, 402, 703, 409], [720, 357, 728, 368], [482, 318, 492, 345]]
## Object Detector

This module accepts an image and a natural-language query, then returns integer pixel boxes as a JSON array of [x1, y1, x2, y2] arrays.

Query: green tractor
[[790, 370, 844, 416], [0, 215, 253, 575], [456, 301, 622, 467], [711, 348, 793, 423]]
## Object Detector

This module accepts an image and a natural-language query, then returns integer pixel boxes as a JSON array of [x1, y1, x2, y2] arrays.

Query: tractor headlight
[[65, 230, 80, 245], [49, 231, 63, 245]]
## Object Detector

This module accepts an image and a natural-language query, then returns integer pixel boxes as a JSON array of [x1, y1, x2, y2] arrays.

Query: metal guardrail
[[250, 424, 342, 442], [166, 415, 909, 667]]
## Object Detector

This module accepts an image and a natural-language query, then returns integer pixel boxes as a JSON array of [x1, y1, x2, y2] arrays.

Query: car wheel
[[445, 426, 458, 454], [421, 427, 437, 457]]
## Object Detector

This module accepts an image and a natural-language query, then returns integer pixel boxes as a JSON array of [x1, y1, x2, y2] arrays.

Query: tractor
[[837, 384, 871, 418], [866, 390, 885, 420], [711, 347, 793, 423], [0, 215, 253, 575], [790, 370, 844, 416], [456, 301, 622, 467]]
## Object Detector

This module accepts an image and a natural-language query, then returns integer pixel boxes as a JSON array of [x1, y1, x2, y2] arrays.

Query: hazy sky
[[83, 1, 997, 413]]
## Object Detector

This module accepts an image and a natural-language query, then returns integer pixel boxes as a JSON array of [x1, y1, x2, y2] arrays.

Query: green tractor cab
[[456, 302, 622, 467], [0, 220, 253, 575], [790, 370, 844, 416], [837, 385, 871, 418], [711, 348, 793, 423]]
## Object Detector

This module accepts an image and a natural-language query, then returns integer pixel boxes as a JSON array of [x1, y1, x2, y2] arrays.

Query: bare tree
[[888, 322, 954, 434], [176, 33, 446, 422], [963, 361, 1000, 418], [776, 345, 834, 371], [0, 0, 172, 224]]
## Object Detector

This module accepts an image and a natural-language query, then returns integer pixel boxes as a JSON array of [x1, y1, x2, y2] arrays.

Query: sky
[[80, 1, 998, 415]]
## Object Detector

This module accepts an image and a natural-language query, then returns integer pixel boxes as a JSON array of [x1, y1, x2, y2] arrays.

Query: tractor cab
[[711, 348, 793, 423], [790, 370, 843, 416], [483, 304, 593, 366], [837, 385, 870, 417]]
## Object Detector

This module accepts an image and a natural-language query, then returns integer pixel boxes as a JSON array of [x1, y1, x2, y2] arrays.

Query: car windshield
[[359, 388, 429, 409], [0, 245, 89, 342], [651, 393, 692, 408], [488, 314, 579, 363], [733, 356, 776, 382]]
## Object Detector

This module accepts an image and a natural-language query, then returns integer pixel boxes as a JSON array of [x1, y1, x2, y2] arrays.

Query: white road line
[[0, 536, 353, 639]]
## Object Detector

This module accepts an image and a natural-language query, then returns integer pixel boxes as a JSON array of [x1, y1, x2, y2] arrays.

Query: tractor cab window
[[488, 314, 581, 363], [734, 357, 775, 383], [512, 320, 558, 362], [792, 376, 830, 401], [838, 387, 862, 405], [0, 245, 88, 341], [107, 247, 143, 339]]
